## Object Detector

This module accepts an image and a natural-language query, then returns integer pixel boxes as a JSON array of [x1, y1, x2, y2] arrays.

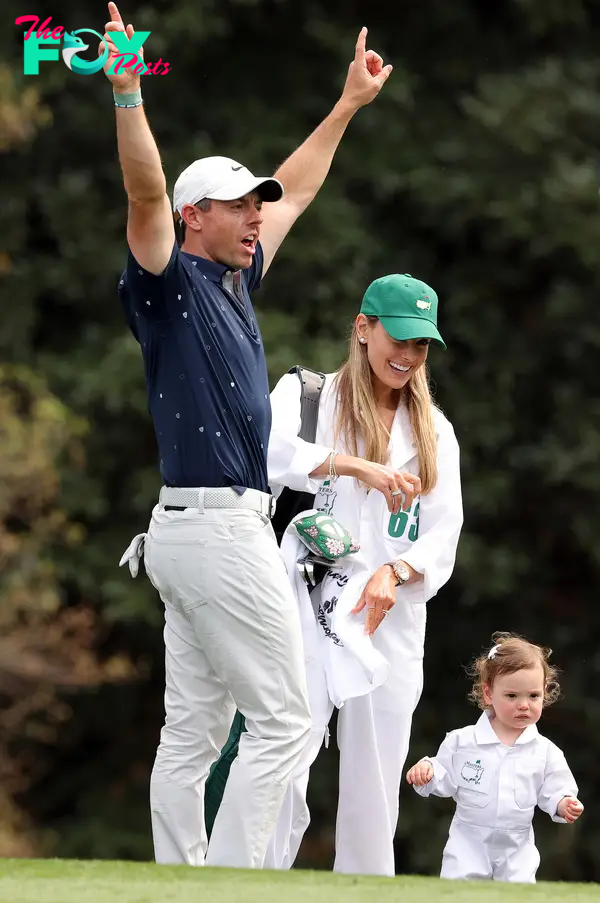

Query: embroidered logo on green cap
[[359, 272, 446, 349]]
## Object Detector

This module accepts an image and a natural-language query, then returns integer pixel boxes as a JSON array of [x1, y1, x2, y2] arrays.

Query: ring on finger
[[390, 489, 403, 497], [381, 609, 390, 616]]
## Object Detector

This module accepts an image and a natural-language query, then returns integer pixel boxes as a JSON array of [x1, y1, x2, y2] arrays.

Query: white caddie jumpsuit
[[264, 371, 463, 876], [413, 711, 578, 882]]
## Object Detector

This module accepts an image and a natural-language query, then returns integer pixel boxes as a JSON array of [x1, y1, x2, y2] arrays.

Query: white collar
[[389, 404, 416, 469], [474, 710, 539, 746]]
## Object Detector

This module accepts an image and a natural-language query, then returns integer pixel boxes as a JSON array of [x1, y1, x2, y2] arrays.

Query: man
[[103, 1, 392, 869]]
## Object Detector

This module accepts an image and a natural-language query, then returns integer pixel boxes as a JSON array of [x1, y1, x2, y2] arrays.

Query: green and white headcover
[[293, 511, 360, 561]]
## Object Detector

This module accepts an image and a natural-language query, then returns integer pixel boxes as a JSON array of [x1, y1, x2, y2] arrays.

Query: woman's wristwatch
[[387, 560, 410, 586]]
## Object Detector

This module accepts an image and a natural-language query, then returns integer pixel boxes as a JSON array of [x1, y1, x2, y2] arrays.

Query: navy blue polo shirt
[[118, 241, 271, 492]]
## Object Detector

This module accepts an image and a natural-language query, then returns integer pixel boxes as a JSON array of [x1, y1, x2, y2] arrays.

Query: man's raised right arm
[[102, 2, 173, 275]]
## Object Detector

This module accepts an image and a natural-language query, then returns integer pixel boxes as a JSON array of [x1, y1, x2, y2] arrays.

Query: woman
[[264, 272, 463, 876]]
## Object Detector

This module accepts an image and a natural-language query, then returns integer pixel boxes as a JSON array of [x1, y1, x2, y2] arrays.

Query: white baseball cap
[[172, 156, 284, 215]]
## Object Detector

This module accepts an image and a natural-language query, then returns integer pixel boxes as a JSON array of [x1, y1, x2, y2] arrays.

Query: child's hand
[[557, 796, 584, 823], [406, 760, 434, 786]]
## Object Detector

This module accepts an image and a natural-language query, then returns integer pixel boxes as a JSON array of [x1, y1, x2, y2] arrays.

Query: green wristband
[[114, 89, 143, 108]]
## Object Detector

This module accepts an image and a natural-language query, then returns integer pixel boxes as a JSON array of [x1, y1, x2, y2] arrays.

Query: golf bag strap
[[289, 365, 326, 442]]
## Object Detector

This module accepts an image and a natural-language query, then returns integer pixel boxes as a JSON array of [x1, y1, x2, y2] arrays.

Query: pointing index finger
[[355, 26, 367, 63], [108, 2, 124, 25]]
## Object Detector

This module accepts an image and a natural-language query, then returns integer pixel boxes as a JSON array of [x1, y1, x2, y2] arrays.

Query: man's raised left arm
[[259, 26, 392, 275]]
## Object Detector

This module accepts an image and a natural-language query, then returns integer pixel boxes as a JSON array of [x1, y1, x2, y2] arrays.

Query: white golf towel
[[280, 515, 390, 709]]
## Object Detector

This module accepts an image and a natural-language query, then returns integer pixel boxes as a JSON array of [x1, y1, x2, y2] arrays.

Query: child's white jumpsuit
[[413, 711, 578, 882]]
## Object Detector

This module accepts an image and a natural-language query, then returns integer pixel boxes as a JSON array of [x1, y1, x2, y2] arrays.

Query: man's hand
[[339, 27, 392, 113], [557, 796, 584, 823], [352, 563, 398, 636], [253, 25, 392, 276], [406, 760, 434, 787], [100, 2, 143, 93]]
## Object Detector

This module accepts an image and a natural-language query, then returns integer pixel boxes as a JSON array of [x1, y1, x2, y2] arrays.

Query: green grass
[[0, 860, 597, 903]]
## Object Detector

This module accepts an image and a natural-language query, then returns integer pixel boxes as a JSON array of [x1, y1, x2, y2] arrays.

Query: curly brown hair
[[468, 632, 561, 710]]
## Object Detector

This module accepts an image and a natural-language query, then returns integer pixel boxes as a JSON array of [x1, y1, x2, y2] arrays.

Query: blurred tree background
[[1, 0, 599, 882]]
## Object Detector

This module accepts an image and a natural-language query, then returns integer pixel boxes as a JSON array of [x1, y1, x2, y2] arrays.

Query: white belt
[[158, 486, 276, 519], [118, 487, 275, 579]]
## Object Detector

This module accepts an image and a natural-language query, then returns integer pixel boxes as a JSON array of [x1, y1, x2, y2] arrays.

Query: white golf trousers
[[143, 503, 311, 869]]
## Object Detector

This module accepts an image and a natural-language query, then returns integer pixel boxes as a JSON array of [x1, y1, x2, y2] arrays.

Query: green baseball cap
[[360, 274, 446, 349]]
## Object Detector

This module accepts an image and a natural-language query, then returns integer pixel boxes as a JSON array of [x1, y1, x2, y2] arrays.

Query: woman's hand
[[351, 563, 398, 635], [335, 455, 421, 514], [406, 760, 434, 786], [309, 453, 420, 515], [358, 460, 421, 514]]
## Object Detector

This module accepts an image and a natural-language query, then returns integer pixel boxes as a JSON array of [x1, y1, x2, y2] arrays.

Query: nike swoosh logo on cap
[[231, 165, 243, 171]]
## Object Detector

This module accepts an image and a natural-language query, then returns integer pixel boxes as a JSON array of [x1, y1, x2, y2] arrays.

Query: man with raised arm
[[103, 1, 392, 869]]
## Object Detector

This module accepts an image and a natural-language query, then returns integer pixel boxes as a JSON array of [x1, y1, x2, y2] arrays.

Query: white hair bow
[[488, 645, 500, 659]]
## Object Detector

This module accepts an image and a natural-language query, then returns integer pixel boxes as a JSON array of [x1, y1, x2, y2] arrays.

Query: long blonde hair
[[333, 318, 439, 493]]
